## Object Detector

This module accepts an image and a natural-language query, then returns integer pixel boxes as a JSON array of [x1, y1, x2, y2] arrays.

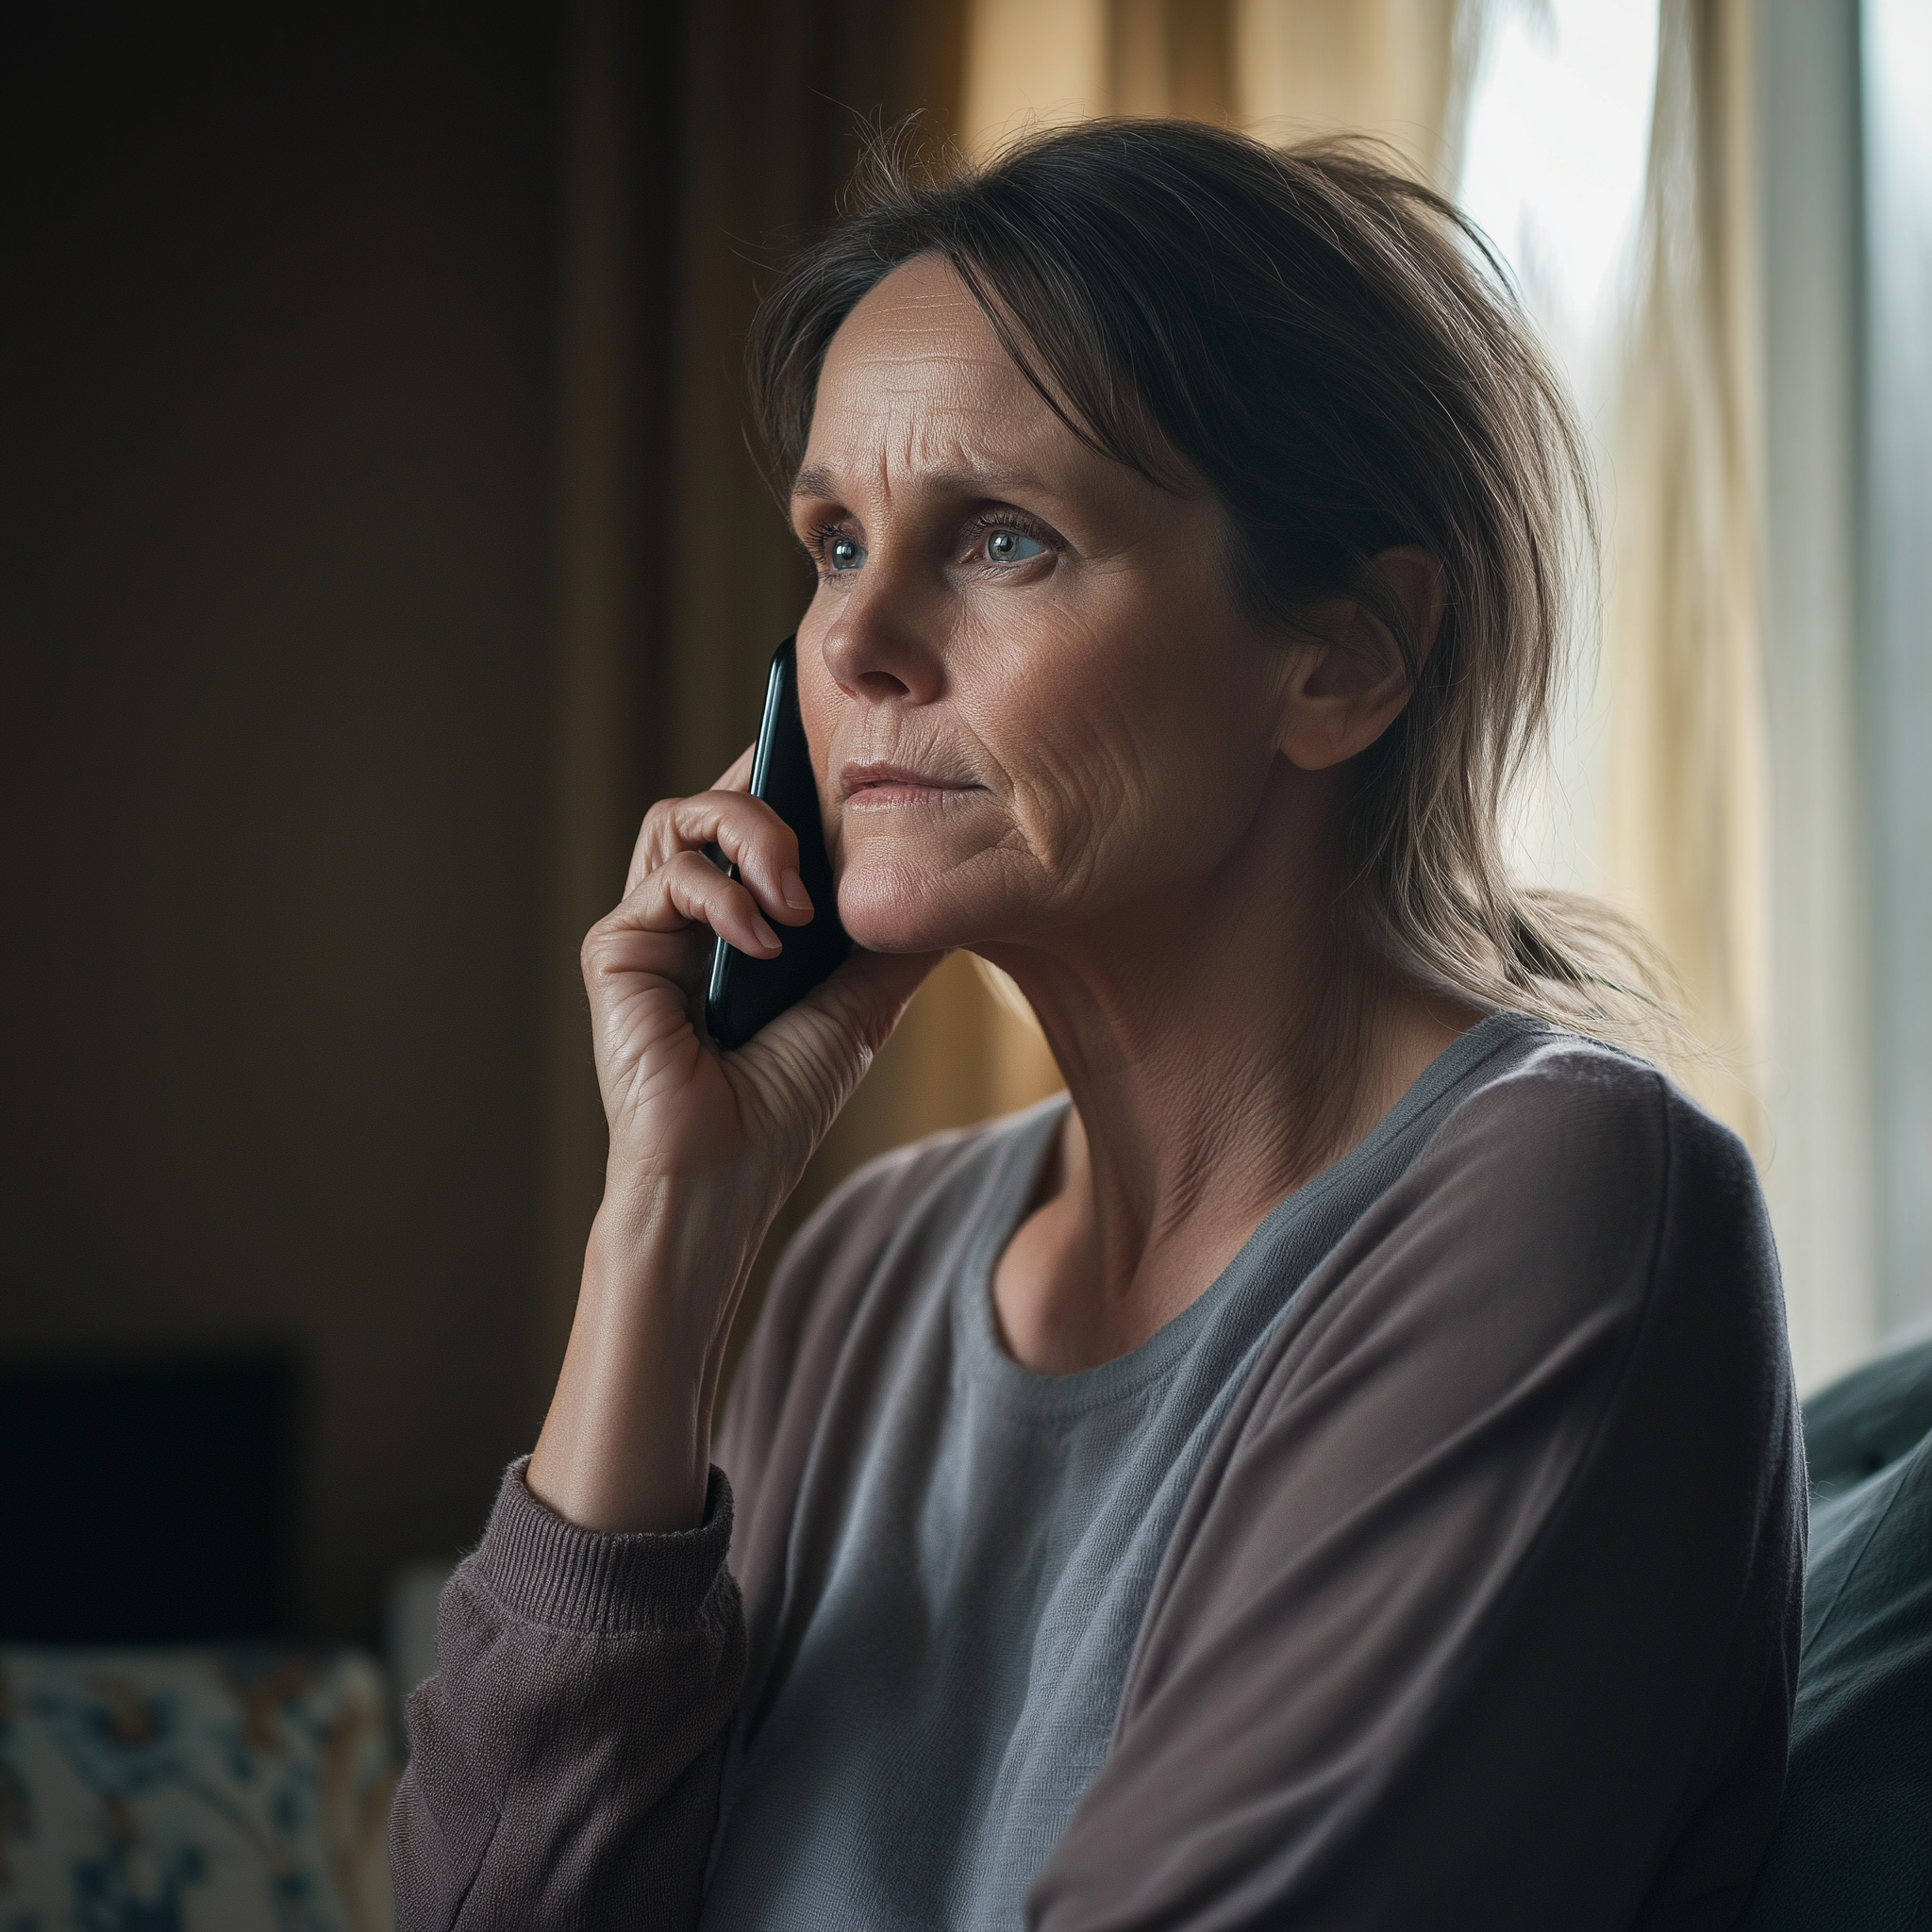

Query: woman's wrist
[[527, 1174, 763, 1535]]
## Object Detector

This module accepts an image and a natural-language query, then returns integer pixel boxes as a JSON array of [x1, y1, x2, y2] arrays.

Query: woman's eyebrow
[[790, 460, 1055, 506], [920, 465, 1053, 501]]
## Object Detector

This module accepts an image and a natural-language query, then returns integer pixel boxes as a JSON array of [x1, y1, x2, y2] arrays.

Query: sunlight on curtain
[[1459, 2, 1767, 1129], [1601, 0, 1771, 1152], [1458, 0, 1772, 1176], [1458, 0, 1657, 905]]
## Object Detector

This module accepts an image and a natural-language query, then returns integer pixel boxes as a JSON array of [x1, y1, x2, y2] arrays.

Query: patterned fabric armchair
[[0, 1646, 393, 1932]]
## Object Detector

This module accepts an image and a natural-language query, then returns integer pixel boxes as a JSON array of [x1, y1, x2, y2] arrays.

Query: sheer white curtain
[[1601, 0, 1771, 1156], [1458, 1, 1657, 907], [1459, 0, 1770, 1148]]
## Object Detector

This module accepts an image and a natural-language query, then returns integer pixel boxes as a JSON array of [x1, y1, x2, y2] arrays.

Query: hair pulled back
[[747, 118, 1676, 1049]]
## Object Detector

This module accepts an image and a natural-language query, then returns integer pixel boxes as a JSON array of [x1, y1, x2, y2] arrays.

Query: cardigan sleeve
[[1029, 1050, 1806, 1931], [388, 1461, 746, 1932], [384, 1129, 983, 1932]]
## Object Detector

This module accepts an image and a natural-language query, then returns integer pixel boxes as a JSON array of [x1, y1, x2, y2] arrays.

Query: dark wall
[[1, 5, 563, 1640]]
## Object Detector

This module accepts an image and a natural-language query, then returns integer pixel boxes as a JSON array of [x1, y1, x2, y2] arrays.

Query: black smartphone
[[706, 636, 853, 1049]]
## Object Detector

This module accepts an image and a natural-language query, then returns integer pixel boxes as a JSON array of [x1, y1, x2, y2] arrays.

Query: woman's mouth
[[840, 761, 980, 808]]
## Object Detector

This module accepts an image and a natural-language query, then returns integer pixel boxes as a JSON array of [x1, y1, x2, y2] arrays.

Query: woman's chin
[[834, 859, 1004, 958]]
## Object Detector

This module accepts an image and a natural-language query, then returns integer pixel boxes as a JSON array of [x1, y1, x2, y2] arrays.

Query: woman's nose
[[818, 574, 945, 707]]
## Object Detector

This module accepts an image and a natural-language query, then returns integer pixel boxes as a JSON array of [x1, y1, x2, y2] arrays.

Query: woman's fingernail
[[781, 869, 812, 910], [752, 914, 781, 951]]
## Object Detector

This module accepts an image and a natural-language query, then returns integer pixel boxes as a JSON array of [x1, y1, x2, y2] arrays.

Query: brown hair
[[747, 118, 1680, 1060]]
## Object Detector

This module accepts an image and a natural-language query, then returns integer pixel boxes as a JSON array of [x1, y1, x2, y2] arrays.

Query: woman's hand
[[527, 747, 940, 1535], [585, 744, 924, 1208]]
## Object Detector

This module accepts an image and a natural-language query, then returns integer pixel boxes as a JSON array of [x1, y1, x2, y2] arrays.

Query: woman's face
[[791, 254, 1305, 959]]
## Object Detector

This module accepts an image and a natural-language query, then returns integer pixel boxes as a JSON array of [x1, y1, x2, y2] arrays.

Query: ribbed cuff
[[469, 1457, 735, 1636]]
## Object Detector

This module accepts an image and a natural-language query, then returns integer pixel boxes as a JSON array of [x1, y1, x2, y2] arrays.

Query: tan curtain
[[1232, 0, 1461, 177], [1598, 0, 1771, 1154], [961, 0, 1461, 180]]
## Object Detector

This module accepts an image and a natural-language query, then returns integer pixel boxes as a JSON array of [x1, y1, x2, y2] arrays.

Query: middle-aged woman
[[393, 122, 1803, 1929]]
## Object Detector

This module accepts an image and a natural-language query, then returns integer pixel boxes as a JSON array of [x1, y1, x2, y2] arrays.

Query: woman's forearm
[[527, 1176, 758, 1534]]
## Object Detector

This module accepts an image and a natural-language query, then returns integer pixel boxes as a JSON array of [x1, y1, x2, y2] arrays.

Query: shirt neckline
[[953, 1009, 1541, 1420]]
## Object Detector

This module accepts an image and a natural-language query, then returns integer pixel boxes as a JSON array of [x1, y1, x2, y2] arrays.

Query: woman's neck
[[987, 767, 1472, 1374]]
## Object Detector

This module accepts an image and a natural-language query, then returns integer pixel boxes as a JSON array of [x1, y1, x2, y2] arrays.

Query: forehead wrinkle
[[836, 347, 1026, 433], [824, 285, 1017, 383], [798, 387, 1038, 508], [816, 282, 1030, 427], [837, 262, 1008, 353], [797, 258, 1124, 516]]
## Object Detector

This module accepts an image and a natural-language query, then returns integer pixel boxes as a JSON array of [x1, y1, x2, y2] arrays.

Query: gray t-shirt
[[700, 1014, 1540, 1931]]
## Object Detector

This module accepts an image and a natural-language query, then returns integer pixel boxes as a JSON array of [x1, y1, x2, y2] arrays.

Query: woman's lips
[[839, 761, 978, 808]]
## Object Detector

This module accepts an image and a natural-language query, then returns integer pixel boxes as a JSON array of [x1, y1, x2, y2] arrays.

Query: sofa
[[1740, 1332, 1932, 1926]]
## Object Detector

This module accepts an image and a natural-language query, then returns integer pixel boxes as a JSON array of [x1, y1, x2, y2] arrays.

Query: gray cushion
[[1740, 1339, 1932, 1928], [1803, 1333, 1932, 1502]]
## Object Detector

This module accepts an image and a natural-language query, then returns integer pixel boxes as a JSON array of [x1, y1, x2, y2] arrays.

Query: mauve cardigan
[[391, 1031, 1804, 1929]]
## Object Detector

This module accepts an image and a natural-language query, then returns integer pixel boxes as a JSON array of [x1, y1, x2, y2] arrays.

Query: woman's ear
[[1276, 547, 1445, 772]]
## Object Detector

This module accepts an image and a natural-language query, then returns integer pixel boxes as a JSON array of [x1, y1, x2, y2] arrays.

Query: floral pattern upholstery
[[0, 1647, 394, 1932]]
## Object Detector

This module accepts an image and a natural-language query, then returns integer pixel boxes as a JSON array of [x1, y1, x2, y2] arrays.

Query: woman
[[392, 123, 1801, 1930]]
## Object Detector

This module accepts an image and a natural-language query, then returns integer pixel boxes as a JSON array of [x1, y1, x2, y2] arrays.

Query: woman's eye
[[983, 527, 1046, 564], [829, 535, 866, 572]]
